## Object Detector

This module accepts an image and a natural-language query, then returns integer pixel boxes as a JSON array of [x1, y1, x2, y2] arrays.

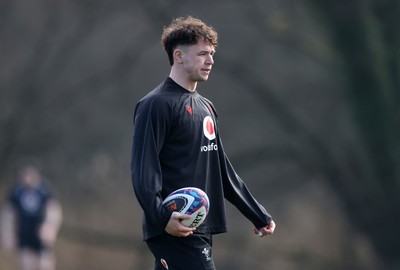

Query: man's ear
[[173, 49, 183, 64]]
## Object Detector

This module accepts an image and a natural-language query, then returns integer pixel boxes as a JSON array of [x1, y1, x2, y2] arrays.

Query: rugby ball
[[162, 187, 210, 228]]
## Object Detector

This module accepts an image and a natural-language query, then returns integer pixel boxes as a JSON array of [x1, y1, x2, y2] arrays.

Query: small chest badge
[[185, 105, 193, 115]]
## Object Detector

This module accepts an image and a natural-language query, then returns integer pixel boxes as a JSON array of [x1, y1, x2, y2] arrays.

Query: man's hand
[[165, 212, 196, 237], [39, 223, 57, 246], [1, 204, 16, 251], [254, 220, 276, 237]]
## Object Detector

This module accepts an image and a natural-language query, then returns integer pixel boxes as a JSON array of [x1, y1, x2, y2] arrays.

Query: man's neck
[[169, 68, 197, 92]]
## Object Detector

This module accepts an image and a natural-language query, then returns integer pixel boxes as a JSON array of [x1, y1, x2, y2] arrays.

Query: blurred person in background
[[1, 159, 62, 270]]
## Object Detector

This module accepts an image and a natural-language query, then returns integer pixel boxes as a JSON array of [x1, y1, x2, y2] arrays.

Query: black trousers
[[146, 232, 216, 270]]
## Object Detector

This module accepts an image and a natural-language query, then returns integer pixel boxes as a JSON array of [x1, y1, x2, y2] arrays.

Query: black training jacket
[[131, 77, 272, 241]]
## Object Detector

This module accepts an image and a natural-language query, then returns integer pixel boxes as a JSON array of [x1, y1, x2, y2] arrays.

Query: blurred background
[[1, 0, 399, 269]]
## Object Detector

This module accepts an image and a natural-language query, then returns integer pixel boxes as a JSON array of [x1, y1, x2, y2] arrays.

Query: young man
[[131, 16, 276, 270], [1, 161, 62, 270]]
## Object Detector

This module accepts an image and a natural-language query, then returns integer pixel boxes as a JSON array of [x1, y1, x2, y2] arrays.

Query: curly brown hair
[[161, 16, 218, 66]]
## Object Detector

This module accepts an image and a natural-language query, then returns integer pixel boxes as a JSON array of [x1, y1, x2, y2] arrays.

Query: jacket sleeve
[[207, 101, 272, 229], [218, 136, 272, 229], [131, 97, 172, 231]]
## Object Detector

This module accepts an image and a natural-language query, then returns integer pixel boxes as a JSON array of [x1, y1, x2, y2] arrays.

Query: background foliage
[[1, 0, 399, 269]]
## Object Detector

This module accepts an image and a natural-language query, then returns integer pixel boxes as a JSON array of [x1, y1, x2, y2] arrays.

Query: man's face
[[180, 39, 215, 83], [19, 166, 41, 187]]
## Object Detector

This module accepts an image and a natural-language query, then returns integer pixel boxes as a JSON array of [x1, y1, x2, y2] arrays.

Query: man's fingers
[[254, 220, 276, 237], [171, 212, 191, 220], [171, 224, 195, 237], [167, 212, 196, 237]]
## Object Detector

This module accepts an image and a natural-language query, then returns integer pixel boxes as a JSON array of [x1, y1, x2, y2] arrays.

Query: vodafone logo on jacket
[[203, 116, 216, 140], [200, 116, 218, 152]]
